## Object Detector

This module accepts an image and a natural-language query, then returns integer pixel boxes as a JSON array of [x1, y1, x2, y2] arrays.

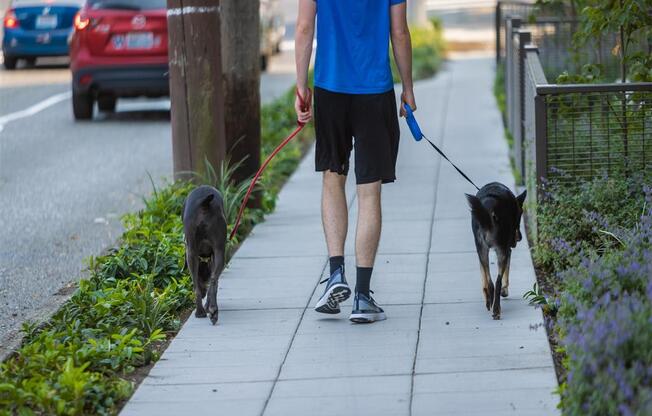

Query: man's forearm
[[391, 30, 413, 91], [295, 25, 314, 91]]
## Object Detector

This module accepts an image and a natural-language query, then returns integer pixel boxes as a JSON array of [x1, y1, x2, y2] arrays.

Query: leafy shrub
[[0, 184, 193, 415], [534, 173, 650, 275], [0, 83, 313, 415], [556, 204, 652, 415], [391, 17, 445, 83]]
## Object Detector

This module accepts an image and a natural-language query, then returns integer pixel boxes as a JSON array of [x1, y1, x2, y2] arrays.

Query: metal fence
[[498, 7, 652, 238]]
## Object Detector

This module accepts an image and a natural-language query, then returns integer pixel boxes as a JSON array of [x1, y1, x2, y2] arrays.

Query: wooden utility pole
[[220, 0, 261, 185], [167, 0, 226, 180]]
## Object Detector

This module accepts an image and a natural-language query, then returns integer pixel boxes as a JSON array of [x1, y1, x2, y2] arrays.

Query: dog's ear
[[466, 194, 492, 229], [516, 190, 527, 207], [201, 194, 215, 207]]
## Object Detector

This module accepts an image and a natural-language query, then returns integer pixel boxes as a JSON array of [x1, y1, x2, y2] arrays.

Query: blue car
[[2, 0, 82, 70]]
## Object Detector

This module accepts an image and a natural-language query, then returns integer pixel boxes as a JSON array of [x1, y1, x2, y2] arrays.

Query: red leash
[[229, 88, 311, 240]]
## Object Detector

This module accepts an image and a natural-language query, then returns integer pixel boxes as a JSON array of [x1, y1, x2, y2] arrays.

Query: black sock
[[329, 256, 344, 275], [356, 267, 373, 295]]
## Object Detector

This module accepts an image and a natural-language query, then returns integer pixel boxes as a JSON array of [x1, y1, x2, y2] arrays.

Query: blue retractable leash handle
[[403, 103, 423, 142], [403, 103, 480, 191]]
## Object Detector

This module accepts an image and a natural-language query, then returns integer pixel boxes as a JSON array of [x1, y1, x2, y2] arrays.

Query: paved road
[[0, 33, 297, 353], [122, 57, 559, 416]]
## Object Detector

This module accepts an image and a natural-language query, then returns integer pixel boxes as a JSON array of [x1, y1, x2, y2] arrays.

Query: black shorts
[[314, 87, 400, 184]]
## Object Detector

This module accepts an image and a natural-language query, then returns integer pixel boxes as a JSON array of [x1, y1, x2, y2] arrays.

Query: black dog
[[183, 185, 227, 325], [466, 183, 526, 320]]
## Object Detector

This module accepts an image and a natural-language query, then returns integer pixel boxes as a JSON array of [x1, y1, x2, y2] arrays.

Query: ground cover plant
[[528, 173, 652, 414], [0, 87, 313, 416]]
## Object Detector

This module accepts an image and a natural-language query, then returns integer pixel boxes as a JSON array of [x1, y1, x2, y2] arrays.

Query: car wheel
[[260, 54, 269, 72], [3, 54, 18, 70], [98, 96, 117, 113], [73, 91, 94, 120]]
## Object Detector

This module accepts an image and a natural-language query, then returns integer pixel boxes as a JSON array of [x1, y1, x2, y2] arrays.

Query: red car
[[69, 0, 168, 120]]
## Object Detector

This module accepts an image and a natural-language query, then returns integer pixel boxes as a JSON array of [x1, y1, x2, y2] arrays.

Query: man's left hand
[[400, 89, 417, 118]]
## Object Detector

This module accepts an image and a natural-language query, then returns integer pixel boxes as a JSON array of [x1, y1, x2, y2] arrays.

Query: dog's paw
[[492, 305, 501, 320], [483, 289, 491, 311], [195, 308, 207, 318], [484, 286, 495, 311], [208, 306, 219, 325], [501, 287, 509, 298]]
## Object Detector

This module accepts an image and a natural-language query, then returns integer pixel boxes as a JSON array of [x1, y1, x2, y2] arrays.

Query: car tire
[[3, 54, 18, 70], [73, 91, 94, 120], [98, 96, 117, 113]]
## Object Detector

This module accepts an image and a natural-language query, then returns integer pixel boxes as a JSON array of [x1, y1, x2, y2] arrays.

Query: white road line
[[0, 91, 71, 134]]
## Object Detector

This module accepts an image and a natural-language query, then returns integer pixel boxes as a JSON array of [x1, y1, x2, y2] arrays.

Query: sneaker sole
[[349, 312, 387, 324], [315, 284, 351, 314]]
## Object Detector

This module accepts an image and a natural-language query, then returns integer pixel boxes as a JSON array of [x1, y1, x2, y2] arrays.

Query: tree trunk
[[221, 0, 261, 185], [167, 0, 226, 181]]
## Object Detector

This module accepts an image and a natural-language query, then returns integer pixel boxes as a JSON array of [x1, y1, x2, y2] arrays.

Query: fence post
[[495, 1, 502, 64], [534, 93, 548, 199], [505, 17, 521, 136], [514, 30, 532, 185]]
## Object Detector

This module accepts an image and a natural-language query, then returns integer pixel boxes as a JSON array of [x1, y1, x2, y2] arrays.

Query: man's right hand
[[400, 89, 417, 118], [295, 87, 312, 125]]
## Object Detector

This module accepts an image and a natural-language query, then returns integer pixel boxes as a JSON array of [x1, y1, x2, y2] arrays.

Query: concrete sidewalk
[[121, 57, 559, 416]]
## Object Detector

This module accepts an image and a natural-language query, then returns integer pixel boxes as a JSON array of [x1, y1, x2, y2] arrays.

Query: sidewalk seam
[[408, 70, 454, 416], [259, 182, 359, 415]]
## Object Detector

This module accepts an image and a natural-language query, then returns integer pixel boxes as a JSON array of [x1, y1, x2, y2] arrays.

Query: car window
[[11, 0, 85, 6], [87, 0, 165, 11]]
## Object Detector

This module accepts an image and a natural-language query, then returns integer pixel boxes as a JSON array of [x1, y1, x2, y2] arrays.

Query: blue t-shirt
[[314, 0, 406, 95]]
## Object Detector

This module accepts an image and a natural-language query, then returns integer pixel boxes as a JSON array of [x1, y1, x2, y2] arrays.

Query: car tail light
[[74, 12, 90, 30], [3, 9, 19, 29]]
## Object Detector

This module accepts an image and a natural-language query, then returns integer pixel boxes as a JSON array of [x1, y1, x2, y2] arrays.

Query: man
[[295, 0, 415, 323]]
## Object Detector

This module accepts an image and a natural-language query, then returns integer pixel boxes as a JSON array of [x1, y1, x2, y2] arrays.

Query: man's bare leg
[[355, 180, 382, 268], [314, 171, 351, 314], [322, 171, 348, 257], [350, 180, 386, 323]]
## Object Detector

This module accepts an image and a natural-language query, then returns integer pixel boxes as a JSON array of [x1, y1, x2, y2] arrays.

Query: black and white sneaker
[[349, 291, 386, 323], [314, 266, 351, 314]]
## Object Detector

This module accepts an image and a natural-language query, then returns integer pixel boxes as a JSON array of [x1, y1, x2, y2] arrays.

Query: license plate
[[35, 15, 57, 29], [126, 32, 154, 49]]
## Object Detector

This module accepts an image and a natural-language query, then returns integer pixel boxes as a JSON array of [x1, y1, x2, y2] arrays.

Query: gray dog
[[183, 185, 227, 325]]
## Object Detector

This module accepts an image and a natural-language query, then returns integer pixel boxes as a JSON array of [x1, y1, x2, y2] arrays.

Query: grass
[[0, 84, 314, 416]]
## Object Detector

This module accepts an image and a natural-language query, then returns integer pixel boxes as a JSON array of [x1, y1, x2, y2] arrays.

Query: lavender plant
[[554, 187, 652, 414]]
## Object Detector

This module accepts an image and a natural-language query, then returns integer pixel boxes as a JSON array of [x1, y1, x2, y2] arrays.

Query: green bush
[[0, 84, 314, 415], [532, 175, 652, 414], [533, 174, 650, 276], [555, 198, 652, 415], [0, 184, 193, 415], [391, 17, 445, 83]]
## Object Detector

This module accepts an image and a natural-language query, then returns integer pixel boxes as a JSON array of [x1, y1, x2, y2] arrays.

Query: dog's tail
[[465, 194, 492, 230]]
